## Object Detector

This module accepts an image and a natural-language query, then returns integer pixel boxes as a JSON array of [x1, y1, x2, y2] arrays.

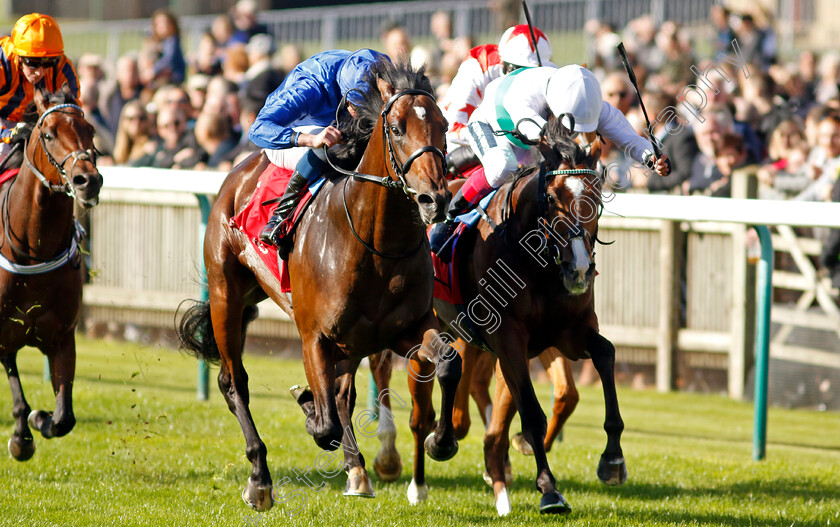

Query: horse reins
[[0, 102, 94, 270]]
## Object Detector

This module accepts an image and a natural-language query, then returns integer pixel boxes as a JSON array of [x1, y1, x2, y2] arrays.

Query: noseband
[[538, 167, 601, 267], [24, 103, 98, 199]]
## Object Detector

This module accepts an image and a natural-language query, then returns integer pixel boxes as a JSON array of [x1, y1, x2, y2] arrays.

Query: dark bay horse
[[433, 116, 626, 515], [178, 60, 461, 512], [0, 89, 102, 461]]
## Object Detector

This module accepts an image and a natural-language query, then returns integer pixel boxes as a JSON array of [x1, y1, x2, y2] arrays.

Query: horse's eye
[[44, 133, 54, 141], [390, 125, 402, 137], [546, 193, 556, 204]]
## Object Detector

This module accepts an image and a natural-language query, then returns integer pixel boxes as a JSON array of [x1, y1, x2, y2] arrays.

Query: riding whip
[[616, 42, 662, 160], [522, 1, 542, 67]]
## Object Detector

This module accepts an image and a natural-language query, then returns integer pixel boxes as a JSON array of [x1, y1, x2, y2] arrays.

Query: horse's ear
[[33, 88, 48, 113], [60, 82, 73, 97], [377, 78, 394, 103], [557, 113, 575, 136], [588, 135, 602, 162]]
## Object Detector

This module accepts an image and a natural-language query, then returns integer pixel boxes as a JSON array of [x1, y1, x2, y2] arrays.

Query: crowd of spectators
[[66, 1, 840, 281], [80, 0, 297, 173]]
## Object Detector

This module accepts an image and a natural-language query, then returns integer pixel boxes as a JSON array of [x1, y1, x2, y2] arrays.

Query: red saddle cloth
[[229, 163, 316, 293], [430, 222, 466, 305], [0, 168, 20, 186]]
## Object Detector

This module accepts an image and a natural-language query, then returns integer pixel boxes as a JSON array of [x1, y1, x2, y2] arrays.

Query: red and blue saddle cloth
[[229, 163, 326, 293], [430, 187, 498, 352]]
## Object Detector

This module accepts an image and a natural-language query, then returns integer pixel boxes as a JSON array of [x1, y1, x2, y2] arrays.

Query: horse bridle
[[380, 88, 447, 195], [24, 103, 98, 200], [327, 88, 447, 259], [324, 89, 447, 196], [537, 166, 602, 267]]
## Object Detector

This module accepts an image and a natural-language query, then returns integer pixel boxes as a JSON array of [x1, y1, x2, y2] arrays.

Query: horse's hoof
[[539, 490, 571, 514], [597, 454, 627, 486], [289, 385, 311, 404], [424, 432, 458, 461], [511, 433, 534, 456], [241, 480, 274, 511], [343, 466, 375, 497], [406, 478, 428, 505], [495, 486, 511, 516], [28, 410, 52, 438], [7, 437, 35, 461], [373, 450, 402, 482]]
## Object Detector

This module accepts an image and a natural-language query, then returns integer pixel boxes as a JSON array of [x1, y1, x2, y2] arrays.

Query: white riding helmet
[[498, 24, 552, 68], [546, 65, 603, 133]]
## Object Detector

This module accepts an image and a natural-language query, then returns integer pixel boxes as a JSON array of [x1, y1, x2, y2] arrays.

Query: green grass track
[[1, 337, 838, 526]]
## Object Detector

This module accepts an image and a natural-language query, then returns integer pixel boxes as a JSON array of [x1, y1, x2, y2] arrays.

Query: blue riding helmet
[[337, 49, 389, 106]]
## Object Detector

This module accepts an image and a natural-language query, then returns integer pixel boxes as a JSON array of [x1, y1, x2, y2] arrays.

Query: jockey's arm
[[504, 89, 546, 144], [597, 101, 670, 177], [249, 77, 325, 150]]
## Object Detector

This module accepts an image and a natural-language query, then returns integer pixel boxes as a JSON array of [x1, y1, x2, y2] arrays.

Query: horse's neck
[[501, 171, 541, 242], [343, 142, 424, 252], [4, 166, 75, 259]]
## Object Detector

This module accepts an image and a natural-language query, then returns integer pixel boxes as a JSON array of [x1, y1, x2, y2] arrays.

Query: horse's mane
[[540, 115, 590, 168], [502, 115, 596, 228], [4, 90, 78, 170], [329, 59, 434, 168]]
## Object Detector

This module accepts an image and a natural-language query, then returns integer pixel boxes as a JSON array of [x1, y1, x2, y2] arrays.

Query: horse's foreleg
[[334, 358, 374, 497], [404, 356, 435, 505], [29, 334, 76, 440], [298, 335, 342, 451], [398, 316, 461, 505], [587, 331, 627, 486], [470, 348, 496, 428], [1, 352, 35, 461], [369, 351, 402, 482], [210, 273, 273, 512], [538, 347, 578, 452], [452, 339, 478, 439], [484, 362, 517, 515], [405, 318, 461, 463], [494, 331, 570, 515]]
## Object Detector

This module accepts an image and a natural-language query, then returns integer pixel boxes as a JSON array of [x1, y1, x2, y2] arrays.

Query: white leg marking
[[407, 478, 429, 505], [496, 487, 511, 516]]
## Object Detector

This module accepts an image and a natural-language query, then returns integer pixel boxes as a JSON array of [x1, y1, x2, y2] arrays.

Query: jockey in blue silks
[[249, 48, 390, 246]]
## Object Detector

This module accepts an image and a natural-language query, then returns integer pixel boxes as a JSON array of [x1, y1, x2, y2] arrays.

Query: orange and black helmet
[[11, 13, 64, 58]]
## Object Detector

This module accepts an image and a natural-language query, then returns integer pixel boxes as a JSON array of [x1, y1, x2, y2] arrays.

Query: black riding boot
[[429, 187, 475, 258], [259, 171, 309, 247]]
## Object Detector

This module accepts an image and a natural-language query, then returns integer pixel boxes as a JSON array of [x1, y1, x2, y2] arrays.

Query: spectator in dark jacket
[[101, 53, 143, 134], [820, 175, 840, 289], [643, 90, 701, 192], [133, 107, 206, 169], [150, 9, 186, 86]]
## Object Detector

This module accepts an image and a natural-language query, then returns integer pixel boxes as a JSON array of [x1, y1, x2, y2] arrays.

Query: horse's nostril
[[417, 193, 435, 206], [72, 175, 88, 187]]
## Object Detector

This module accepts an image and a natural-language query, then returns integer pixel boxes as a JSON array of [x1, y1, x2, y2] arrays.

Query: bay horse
[[0, 89, 102, 461], [433, 115, 626, 515], [178, 60, 461, 512], [452, 342, 578, 458]]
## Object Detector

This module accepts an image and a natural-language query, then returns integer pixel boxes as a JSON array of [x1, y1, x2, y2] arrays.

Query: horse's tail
[[177, 300, 259, 365]]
